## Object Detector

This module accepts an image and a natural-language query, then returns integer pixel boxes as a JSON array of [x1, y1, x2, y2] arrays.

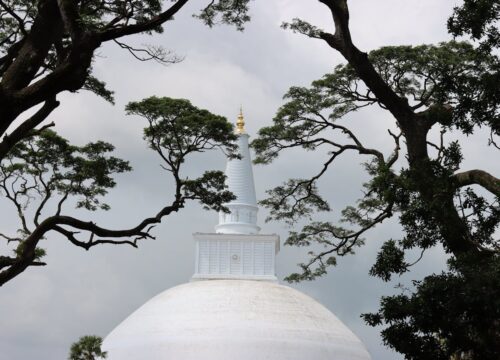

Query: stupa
[[102, 110, 372, 360]]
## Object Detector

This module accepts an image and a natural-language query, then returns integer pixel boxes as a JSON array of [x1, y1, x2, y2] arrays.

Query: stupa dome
[[103, 279, 371, 360]]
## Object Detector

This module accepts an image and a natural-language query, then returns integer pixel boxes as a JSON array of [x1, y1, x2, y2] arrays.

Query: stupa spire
[[191, 109, 278, 282], [215, 109, 259, 234]]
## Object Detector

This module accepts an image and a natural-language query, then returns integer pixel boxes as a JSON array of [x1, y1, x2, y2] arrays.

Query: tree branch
[[316, 1, 414, 125], [99, 0, 190, 42], [453, 169, 500, 196], [0, 97, 59, 160], [0, 197, 185, 286], [113, 39, 183, 65], [56, 0, 84, 41], [0, 0, 28, 36]]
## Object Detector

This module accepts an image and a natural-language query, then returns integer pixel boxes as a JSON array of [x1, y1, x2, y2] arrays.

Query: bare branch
[[0, 256, 45, 271], [113, 40, 183, 65], [387, 129, 402, 167], [0, 233, 22, 243], [0, 194, 185, 286], [489, 130, 500, 150], [52, 225, 144, 250]]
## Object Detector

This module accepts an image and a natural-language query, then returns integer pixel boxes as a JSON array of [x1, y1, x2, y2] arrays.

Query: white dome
[[103, 280, 371, 360]]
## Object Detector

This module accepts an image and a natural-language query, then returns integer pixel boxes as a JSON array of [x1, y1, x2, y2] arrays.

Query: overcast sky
[[1, 1, 497, 359]]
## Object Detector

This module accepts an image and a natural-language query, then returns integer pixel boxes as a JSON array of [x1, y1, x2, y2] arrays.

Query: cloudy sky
[[1, 1, 497, 359]]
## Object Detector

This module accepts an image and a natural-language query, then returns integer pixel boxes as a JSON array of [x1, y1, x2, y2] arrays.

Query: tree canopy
[[253, 1, 499, 358], [0, 0, 249, 285], [68, 335, 107, 360], [0, 0, 250, 145], [0, 97, 236, 285]]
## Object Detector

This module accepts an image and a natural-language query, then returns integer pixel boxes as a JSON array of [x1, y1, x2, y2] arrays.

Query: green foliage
[[0, 0, 252, 103], [13, 241, 46, 261], [1, 0, 165, 101], [369, 240, 408, 282], [281, 18, 322, 38], [77, 0, 163, 33], [259, 179, 330, 225], [69, 335, 107, 360], [126, 96, 237, 210], [182, 170, 236, 212], [284, 221, 362, 282], [368, 42, 499, 134], [0, 129, 130, 262], [1, 129, 131, 213], [253, 35, 499, 358], [253, 42, 498, 153], [83, 75, 115, 104], [253, 41, 498, 278], [448, 0, 500, 52], [363, 254, 500, 359], [252, 83, 356, 165], [126, 96, 238, 163], [195, 0, 251, 31]]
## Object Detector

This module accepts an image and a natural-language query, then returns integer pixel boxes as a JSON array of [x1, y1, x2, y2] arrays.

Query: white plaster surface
[[103, 280, 372, 360], [217, 134, 260, 234], [224, 134, 257, 206], [192, 233, 279, 281]]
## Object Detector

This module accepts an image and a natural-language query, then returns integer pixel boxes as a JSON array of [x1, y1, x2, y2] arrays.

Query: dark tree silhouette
[[253, 1, 499, 358], [0, 0, 249, 285]]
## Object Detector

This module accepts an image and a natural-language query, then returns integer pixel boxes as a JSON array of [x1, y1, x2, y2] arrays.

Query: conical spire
[[215, 110, 260, 234], [192, 108, 279, 281]]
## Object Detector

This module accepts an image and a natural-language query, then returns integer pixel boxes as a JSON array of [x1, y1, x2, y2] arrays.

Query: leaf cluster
[[448, 0, 500, 52], [369, 42, 499, 134], [69, 335, 107, 360], [0, 129, 130, 264], [182, 170, 235, 212], [0, 0, 252, 107], [126, 96, 237, 211], [363, 253, 500, 359], [253, 41, 499, 284], [1, 129, 131, 213], [195, 0, 251, 31], [255, 4, 500, 359], [259, 178, 330, 225]]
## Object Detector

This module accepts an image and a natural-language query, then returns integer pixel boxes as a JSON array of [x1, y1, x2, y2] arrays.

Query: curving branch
[[0, 198, 184, 286], [453, 169, 500, 197], [0, 97, 59, 160], [99, 0, 190, 41], [0, 0, 192, 148], [489, 130, 500, 150], [285, 202, 394, 282], [315, 1, 414, 125], [113, 40, 183, 65], [0, 97, 237, 286]]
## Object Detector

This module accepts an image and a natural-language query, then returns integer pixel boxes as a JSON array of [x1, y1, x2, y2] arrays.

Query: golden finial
[[236, 106, 245, 134]]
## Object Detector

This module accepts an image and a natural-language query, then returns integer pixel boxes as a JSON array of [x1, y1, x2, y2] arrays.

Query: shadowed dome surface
[[103, 280, 371, 360]]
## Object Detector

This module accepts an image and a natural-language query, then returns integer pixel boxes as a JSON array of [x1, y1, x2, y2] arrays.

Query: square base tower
[[192, 233, 280, 281]]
